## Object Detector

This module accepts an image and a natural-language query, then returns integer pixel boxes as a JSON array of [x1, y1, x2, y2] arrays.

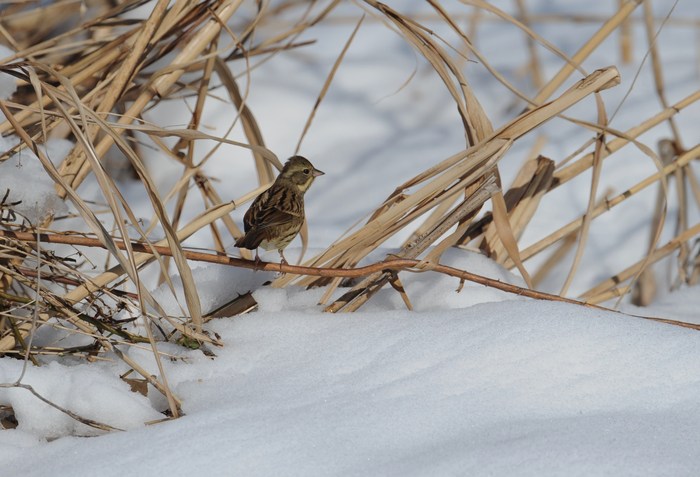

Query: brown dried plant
[[0, 0, 698, 426]]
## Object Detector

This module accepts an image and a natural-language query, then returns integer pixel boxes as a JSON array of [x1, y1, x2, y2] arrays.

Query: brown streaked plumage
[[235, 155, 324, 264]]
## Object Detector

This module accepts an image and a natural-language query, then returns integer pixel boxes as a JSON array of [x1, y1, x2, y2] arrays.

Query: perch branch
[[2, 230, 698, 331]]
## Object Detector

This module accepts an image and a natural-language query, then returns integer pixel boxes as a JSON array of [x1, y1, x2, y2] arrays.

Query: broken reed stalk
[[505, 143, 700, 269], [632, 140, 676, 306], [480, 156, 555, 262], [641, 1, 696, 292]]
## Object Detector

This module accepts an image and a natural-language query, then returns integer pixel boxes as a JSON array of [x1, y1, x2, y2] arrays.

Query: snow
[[0, 42, 69, 224], [0, 138, 71, 224], [2, 1, 700, 476], [0, 46, 17, 100], [0, 360, 162, 438], [5, 298, 700, 476]]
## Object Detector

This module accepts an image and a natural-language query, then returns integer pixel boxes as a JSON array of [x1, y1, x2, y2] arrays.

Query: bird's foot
[[278, 252, 288, 274], [253, 250, 262, 271]]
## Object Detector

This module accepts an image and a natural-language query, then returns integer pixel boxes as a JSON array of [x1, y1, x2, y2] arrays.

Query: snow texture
[[4, 297, 700, 476], [0, 138, 71, 224]]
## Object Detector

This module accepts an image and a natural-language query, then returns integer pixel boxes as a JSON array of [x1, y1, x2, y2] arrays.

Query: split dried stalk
[[480, 156, 555, 262], [507, 143, 700, 268]]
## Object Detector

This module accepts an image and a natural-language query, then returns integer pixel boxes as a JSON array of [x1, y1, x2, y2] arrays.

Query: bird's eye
[[303, 168, 310, 174]]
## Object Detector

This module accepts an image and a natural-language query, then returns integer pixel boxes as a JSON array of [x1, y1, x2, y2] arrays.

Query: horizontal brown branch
[[2, 230, 698, 331]]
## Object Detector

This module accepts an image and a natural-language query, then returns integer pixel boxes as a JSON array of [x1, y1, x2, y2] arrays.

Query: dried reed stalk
[[618, 0, 634, 64], [582, 221, 700, 304], [1, 1, 699, 429], [277, 67, 620, 312], [480, 156, 555, 262], [506, 143, 700, 268], [529, 0, 641, 107]]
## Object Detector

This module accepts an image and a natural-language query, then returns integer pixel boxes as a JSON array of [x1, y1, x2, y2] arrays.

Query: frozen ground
[[2, 1, 700, 476]]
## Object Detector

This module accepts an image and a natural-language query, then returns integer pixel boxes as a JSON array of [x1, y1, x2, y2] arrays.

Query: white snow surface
[[0, 45, 17, 100], [0, 137, 71, 223], [5, 290, 700, 476], [2, 1, 700, 476]]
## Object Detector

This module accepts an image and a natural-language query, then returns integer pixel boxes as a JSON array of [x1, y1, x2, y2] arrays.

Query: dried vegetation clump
[[0, 0, 698, 422]]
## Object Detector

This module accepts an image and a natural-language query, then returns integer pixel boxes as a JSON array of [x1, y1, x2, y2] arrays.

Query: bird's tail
[[235, 232, 262, 250]]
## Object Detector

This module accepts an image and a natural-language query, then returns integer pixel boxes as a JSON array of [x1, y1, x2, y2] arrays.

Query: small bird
[[235, 155, 324, 265]]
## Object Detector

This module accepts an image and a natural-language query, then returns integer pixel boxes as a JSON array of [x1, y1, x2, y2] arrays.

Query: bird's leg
[[253, 249, 261, 270], [278, 250, 288, 267]]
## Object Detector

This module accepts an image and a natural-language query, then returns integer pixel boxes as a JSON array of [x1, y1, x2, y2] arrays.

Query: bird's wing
[[237, 184, 305, 250], [251, 204, 300, 229], [243, 186, 303, 232]]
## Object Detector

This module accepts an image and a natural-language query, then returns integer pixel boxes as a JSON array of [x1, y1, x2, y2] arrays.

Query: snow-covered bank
[[5, 296, 700, 476]]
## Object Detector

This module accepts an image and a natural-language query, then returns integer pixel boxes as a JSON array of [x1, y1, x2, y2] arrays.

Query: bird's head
[[280, 155, 324, 192]]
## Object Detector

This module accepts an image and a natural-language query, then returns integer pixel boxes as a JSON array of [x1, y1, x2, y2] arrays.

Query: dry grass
[[0, 0, 698, 425]]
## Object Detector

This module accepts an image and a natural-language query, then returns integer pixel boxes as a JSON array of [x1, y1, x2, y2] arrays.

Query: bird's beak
[[313, 168, 325, 177]]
